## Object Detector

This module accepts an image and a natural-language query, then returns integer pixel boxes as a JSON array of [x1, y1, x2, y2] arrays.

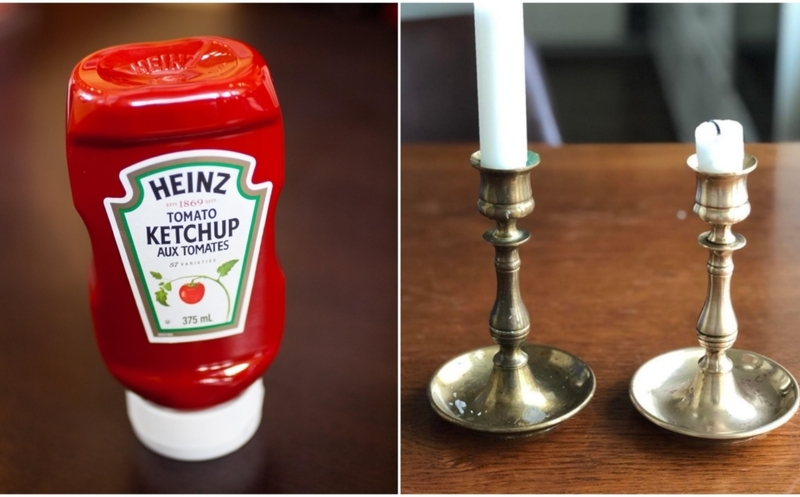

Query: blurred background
[[0, 3, 397, 493], [402, 3, 792, 144]]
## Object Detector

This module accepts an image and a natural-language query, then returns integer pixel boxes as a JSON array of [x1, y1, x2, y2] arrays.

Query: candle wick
[[709, 120, 721, 135]]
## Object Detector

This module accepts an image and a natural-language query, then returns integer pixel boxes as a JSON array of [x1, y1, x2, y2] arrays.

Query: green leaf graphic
[[150, 271, 163, 280], [164, 282, 172, 291], [217, 259, 239, 278], [155, 288, 169, 307]]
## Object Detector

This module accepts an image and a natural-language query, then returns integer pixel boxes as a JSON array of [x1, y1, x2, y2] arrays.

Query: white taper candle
[[474, 1, 528, 170]]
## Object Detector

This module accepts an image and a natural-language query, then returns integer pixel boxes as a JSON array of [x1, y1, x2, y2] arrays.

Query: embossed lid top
[[67, 36, 280, 143]]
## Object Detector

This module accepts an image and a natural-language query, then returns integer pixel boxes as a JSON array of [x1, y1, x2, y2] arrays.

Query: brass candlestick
[[630, 154, 800, 439], [427, 151, 595, 434]]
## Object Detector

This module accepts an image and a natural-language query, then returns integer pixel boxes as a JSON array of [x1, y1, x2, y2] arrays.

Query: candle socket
[[427, 151, 595, 434], [630, 154, 799, 439]]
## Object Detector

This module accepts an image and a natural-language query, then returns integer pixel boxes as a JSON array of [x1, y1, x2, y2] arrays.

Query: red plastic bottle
[[66, 37, 284, 460]]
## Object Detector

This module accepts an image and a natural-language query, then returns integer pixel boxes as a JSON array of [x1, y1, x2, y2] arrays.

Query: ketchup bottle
[[66, 37, 285, 461]]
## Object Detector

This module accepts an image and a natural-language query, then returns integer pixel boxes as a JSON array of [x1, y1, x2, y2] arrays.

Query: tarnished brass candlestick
[[630, 154, 799, 439], [427, 151, 595, 434]]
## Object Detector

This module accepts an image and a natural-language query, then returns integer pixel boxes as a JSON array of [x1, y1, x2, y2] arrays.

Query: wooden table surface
[[401, 143, 800, 494], [0, 5, 397, 493]]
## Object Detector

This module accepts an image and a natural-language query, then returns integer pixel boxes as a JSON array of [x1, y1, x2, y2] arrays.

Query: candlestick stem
[[480, 159, 532, 371], [696, 239, 737, 374]]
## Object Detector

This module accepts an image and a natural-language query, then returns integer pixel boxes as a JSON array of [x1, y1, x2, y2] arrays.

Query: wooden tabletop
[[401, 143, 800, 494], [0, 5, 397, 493]]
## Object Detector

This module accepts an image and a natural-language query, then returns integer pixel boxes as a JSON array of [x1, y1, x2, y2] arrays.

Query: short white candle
[[694, 120, 744, 173], [474, 1, 528, 170]]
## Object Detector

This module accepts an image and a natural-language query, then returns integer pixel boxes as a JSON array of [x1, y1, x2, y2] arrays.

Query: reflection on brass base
[[630, 347, 799, 439], [428, 344, 596, 433]]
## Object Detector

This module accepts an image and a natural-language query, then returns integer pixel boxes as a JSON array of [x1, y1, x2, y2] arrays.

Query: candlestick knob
[[427, 151, 595, 434], [630, 154, 799, 439]]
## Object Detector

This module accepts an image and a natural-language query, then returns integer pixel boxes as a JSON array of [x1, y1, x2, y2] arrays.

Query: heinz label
[[105, 150, 271, 343]]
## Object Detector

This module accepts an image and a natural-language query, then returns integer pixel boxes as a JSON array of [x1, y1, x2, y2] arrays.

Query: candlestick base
[[630, 347, 799, 439], [428, 344, 595, 434]]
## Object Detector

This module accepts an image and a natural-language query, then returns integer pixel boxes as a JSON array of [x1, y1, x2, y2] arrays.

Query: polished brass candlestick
[[427, 151, 595, 434], [630, 154, 799, 439]]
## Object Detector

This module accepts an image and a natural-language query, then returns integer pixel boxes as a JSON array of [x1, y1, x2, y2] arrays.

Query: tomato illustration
[[179, 282, 205, 304], [150, 260, 238, 315]]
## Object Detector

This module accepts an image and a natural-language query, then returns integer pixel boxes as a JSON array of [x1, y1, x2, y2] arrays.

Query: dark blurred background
[[0, 3, 397, 493], [402, 3, 789, 144]]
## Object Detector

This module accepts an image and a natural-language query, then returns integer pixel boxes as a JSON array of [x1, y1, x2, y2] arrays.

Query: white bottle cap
[[126, 378, 264, 461]]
